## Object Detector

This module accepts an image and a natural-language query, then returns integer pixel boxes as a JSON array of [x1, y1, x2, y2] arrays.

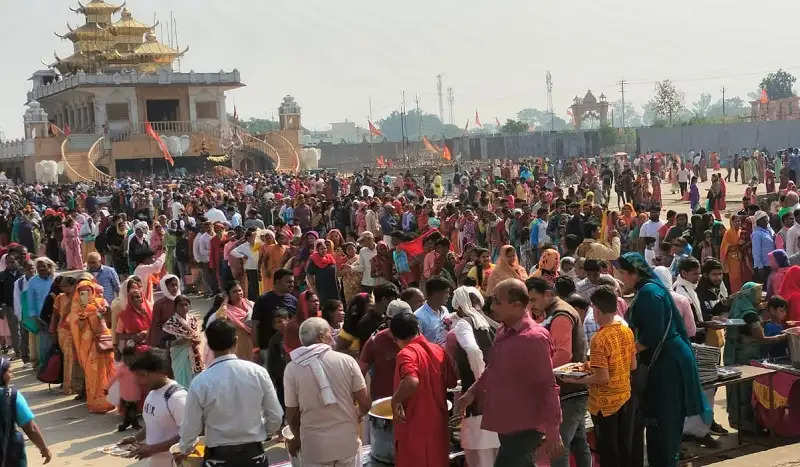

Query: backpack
[[175, 237, 190, 263], [94, 229, 108, 255], [163, 383, 186, 424], [0, 387, 25, 467]]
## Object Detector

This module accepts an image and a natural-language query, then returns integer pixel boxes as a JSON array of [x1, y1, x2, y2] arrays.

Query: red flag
[[64, 124, 71, 136], [442, 144, 452, 161], [49, 123, 64, 137], [368, 120, 383, 137], [496, 117, 501, 128], [145, 121, 174, 166], [760, 88, 769, 104], [475, 111, 482, 127]]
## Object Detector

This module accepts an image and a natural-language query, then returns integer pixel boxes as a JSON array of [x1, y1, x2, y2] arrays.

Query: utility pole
[[545, 71, 553, 131], [415, 94, 422, 158], [620, 80, 626, 128], [447, 87, 455, 125], [369, 97, 373, 160], [722, 86, 726, 120], [436, 74, 444, 123], [401, 91, 408, 167]]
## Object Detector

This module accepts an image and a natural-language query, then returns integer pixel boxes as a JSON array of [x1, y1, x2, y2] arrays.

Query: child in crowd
[[764, 295, 789, 358], [108, 347, 143, 432], [559, 256, 576, 279], [689, 176, 700, 211], [563, 286, 636, 467]]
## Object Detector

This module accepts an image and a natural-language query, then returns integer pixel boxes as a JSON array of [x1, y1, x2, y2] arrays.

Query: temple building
[[0, 0, 301, 183]]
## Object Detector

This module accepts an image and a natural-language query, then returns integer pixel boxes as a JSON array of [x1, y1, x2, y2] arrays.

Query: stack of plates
[[692, 343, 721, 383]]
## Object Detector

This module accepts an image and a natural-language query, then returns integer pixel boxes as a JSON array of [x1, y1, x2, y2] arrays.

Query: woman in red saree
[[209, 281, 254, 361], [115, 287, 152, 352], [721, 216, 745, 293], [283, 290, 321, 354], [69, 279, 115, 413]]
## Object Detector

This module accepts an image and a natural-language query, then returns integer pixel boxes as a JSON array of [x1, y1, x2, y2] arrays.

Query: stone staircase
[[264, 133, 300, 173], [66, 133, 98, 151], [60, 135, 112, 183]]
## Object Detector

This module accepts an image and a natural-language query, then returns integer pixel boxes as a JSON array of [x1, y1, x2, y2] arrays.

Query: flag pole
[[369, 97, 374, 166]]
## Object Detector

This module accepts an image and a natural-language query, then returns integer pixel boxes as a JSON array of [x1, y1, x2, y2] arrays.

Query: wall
[[318, 131, 602, 170], [637, 120, 800, 156]]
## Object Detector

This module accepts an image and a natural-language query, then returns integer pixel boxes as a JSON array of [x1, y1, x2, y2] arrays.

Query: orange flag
[[368, 120, 383, 137], [422, 136, 440, 153], [760, 88, 769, 104], [442, 144, 452, 161], [145, 121, 174, 166]]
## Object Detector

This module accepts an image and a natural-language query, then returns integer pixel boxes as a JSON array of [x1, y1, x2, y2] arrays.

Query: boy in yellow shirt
[[561, 285, 636, 467]]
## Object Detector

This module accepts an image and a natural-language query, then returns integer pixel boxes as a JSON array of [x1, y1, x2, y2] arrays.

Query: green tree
[[377, 109, 462, 141], [234, 117, 280, 134], [500, 119, 529, 134], [760, 69, 796, 100], [516, 108, 569, 131], [650, 80, 685, 125], [691, 93, 713, 118]]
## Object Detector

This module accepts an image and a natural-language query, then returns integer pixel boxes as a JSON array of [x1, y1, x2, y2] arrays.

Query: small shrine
[[569, 90, 609, 128]]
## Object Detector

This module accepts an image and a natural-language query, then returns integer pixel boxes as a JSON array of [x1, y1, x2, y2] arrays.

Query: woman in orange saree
[[49, 279, 82, 396], [721, 215, 745, 293], [68, 279, 115, 413], [259, 230, 288, 293]]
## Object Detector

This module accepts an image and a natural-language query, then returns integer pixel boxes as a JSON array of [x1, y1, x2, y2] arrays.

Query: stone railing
[[0, 138, 33, 160], [28, 69, 243, 101], [113, 120, 224, 142], [87, 137, 113, 182]]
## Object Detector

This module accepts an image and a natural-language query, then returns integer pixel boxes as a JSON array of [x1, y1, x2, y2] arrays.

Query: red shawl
[[309, 251, 336, 269], [119, 302, 152, 334]]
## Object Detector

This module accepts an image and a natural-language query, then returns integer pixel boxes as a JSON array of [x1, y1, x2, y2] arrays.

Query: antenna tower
[[447, 87, 454, 125], [436, 74, 444, 123], [545, 71, 554, 131]]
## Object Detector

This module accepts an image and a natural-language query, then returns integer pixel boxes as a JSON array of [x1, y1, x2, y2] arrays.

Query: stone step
[[67, 134, 99, 151]]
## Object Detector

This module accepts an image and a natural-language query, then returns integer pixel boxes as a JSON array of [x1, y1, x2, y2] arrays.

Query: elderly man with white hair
[[284, 317, 371, 467]]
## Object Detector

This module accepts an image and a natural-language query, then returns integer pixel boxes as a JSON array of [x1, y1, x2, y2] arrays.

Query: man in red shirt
[[358, 299, 409, 400], [657, 209, 676, 243], [459, 278, 563, 467], [390, 312, 457, 467]]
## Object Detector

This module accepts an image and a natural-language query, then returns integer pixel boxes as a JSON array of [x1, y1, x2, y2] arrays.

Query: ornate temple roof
[[51, 1, 186, 75], [69, 0, 126, 15]]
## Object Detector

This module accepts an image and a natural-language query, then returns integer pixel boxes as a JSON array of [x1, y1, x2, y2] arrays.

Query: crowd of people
[[0, 147, 800, 467]]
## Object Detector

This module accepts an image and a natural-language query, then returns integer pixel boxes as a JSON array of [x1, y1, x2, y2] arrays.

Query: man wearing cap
[[751, 210, 775, 284], [204, 202, 228, 225], [359, 299, 409, 400]]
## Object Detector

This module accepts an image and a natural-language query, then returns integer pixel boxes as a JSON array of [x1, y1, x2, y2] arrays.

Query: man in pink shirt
[[458, 278, 563, 467], [528, 277, 592, 467]]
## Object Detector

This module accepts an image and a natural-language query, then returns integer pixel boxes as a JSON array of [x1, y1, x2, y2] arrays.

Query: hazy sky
[[3, 0, 800, 139]]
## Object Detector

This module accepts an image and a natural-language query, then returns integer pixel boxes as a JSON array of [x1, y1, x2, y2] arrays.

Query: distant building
[[302, 120, 369, 145]]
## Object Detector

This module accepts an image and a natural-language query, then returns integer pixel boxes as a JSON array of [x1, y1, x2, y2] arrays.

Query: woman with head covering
[[370, 241, 394, 284], [447, 286, 500, 467], [147, 274, 181, 348], [652, 266, 697, 338], [766, 250, 791, 298], [0, 356, 52, 464], [724, 282, 788, 431], [779, 266, 800, 322], [115, 283, 152, 353], [282, 289, 321, 354], [207, 280, 254, 361], [617, 252, 709, 467], [721, 216, 746, 293], [162, 295, 204, 388], [340, 243, 362, 304], [46, 276, 82, 396], [336, 292, 371, 355], [530, 247, 560, 286], [61, 216, 83, 270], [484, 245, 527, 297], [307, 238, 340, 304], [467, 248, 494, 295], [288, 231, 319, 294], [69, 279, 116, 413]]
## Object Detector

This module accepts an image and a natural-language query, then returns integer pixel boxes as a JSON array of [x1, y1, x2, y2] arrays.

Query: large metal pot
[[787, 328, 800, 369], [368, 397, 395, 464]]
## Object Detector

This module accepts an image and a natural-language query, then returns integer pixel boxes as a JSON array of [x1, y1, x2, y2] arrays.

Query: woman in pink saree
[[207, 281, 254, 361], [62, 217, 83, 269]]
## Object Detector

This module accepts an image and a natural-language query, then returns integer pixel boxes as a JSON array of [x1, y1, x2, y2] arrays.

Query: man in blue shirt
[[87, 252, 120, 306], [751, 210, 775, 284], [414, 277, 451, 346]]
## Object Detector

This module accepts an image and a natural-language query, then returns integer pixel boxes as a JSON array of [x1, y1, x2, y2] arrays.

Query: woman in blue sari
[[618, 252, 709, 467]]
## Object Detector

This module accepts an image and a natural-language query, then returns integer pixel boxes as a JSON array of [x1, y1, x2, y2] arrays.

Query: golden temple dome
[[70, 0, 126, 15], [111, 8, 156, 33]]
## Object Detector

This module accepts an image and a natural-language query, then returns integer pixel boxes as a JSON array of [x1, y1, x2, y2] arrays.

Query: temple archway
[[569, 90, 609, 129]]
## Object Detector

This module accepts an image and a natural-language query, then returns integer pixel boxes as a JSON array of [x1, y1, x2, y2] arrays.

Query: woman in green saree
[[618, 252, 709, 467]]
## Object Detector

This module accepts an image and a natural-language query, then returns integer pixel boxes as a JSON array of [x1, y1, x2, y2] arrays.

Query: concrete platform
[[705, 443, 800, 466]]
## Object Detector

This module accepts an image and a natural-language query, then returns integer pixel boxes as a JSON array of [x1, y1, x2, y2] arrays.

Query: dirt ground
[[15, 171, 798, 466]]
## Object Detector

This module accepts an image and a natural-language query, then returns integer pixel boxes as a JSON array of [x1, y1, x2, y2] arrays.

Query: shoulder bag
[[631, 302, 673, 399]]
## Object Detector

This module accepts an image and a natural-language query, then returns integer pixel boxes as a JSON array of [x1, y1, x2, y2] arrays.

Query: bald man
[[87, 252, 120, 305]]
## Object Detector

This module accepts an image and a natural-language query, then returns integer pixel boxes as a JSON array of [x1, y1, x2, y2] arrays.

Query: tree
[[377, 109, 462, 141], [650, 80, 685, 125], [691, 93, 713, 118], [611, 100, 642, 127], [500, 119, 529, 134], [235, 117, 280, 134], [760, 69, 796, 100], [598, 123, 617, 148], [516, 108, 570, 131]]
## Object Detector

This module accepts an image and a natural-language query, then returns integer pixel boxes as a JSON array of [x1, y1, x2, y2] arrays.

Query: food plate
[[553, 363, 589, 378]]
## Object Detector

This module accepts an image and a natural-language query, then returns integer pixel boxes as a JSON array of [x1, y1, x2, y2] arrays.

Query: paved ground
[[15, 170, 799, 466]]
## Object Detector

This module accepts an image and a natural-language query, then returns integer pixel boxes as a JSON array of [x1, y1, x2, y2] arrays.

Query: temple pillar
[[217, 92, 228, 133], [128, 97, 139, 133], [94, 98, 106, 135], [189, 95, 197, 132]]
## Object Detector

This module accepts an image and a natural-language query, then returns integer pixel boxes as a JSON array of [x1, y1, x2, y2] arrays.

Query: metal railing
[[60, 138, 90, 183], [86, 137, 113, 182]]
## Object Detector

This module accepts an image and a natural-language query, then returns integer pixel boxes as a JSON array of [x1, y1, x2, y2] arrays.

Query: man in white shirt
[[284, 318, 370, 466], [352, 231, 386, 292], [205, 203, 228, 224], [639, 209, 665, 252], [677, 166, 691, 196], [229, 228, 261, 300], [192, 222, 217, 296], [785, 208, 800, 257], [121, 349, 187, 467], [177, 320, 283, 467]]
